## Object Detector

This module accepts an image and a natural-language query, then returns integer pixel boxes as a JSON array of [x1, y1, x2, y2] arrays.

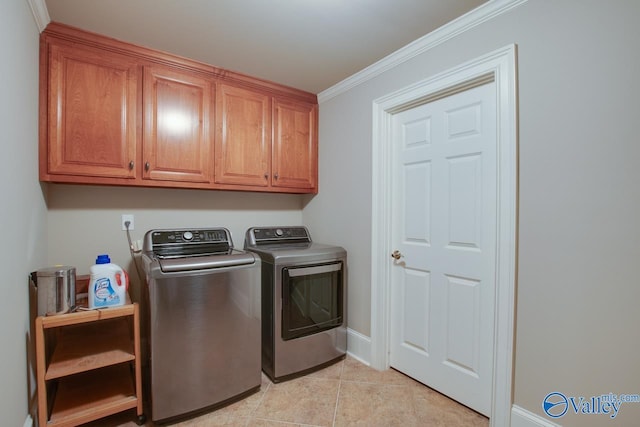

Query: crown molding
[[25, 0, 526, 97], [318, 0, 528, 103], [26, 0, 50, 32]]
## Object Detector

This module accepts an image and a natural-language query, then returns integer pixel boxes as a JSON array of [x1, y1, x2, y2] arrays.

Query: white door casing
[[390, 82, 496, 416], [371, 45, 518, 427]]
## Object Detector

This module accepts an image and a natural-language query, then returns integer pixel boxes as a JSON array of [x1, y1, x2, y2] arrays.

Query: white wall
[[306, 1, 640, 426], [47, 184, 304, 304], [0, 0, 47, 425]]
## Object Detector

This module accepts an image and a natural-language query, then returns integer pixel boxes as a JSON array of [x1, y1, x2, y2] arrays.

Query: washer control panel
[[144, 228, 236, 259], [247, 226, 310, 245], [151, 228, 230, 245]]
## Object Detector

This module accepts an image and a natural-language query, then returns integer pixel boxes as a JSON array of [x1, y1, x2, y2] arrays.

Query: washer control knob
[[183, 231, 194, 241], [275, 228, 284, 237]]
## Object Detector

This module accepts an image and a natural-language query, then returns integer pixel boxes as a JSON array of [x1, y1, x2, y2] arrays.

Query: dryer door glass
[[281, 262, 343, 340]]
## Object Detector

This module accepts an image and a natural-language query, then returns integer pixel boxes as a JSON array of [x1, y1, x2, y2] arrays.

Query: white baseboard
[[511, 405, 560, 427], [346, 328, 371, 366], [23, 414, 33, 427]]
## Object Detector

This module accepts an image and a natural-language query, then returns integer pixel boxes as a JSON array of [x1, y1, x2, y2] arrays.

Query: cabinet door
[[215, 84, 271, 186], [47, 43, 138, 179], [144, 66, 213, 183], [272, 99, 318, 191]]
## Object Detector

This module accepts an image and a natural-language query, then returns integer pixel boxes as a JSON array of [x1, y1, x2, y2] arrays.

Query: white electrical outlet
[[121, 214, 135, 231]]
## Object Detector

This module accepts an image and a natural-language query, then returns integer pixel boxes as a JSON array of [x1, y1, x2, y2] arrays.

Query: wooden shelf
[[35, 303, 143, 426], [39, 303, 134, 329], [49, 364, 138, 427], [45, 318, 135, 380]]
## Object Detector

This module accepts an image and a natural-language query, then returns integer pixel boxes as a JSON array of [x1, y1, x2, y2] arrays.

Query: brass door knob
[[391, 250, 403, 260]]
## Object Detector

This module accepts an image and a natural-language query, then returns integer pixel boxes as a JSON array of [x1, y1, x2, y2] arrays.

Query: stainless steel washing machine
[[245, 226, 347, 382], [142, 228, 261, 422]]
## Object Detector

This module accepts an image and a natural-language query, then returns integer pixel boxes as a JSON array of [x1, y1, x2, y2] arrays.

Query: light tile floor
[[85, 357, 488, 426]]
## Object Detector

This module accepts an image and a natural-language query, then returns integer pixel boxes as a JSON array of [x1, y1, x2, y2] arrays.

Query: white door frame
[[370, 44, 518, 427]]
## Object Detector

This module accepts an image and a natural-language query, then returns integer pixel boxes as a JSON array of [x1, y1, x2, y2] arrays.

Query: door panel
[[404, 162, 431, 243], [390, 82, 496, 416], [446, 153, 482, 249], [272, 99, 317, 190], [400, 268, 431, 354], [215, 84, 271, 186], [444, 275, 481, 375], [48, 43, 138, 179], [143, 66, 213, 183]]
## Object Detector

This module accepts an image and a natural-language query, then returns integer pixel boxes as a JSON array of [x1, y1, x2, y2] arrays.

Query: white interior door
[[389, 81, 496, 416]]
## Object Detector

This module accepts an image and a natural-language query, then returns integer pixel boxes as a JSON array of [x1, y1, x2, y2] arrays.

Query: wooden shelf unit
[[35, 303, 143, 427]]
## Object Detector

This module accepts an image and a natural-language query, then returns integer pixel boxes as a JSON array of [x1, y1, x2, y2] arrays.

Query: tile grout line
[[330, 360, 346, 426], [244, 378, 272, 426]]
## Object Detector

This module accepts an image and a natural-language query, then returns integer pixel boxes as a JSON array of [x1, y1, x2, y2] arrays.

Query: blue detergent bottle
[[88, 254, 128, 309]]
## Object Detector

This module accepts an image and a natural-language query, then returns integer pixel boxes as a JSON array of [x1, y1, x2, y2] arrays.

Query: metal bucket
[[33, 266, 76, 316]]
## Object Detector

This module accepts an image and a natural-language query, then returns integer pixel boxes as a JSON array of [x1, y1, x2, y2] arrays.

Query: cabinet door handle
[[129, 161, 134, 170], [264, 173, 269, 180], [274, 173, 279, 180], [145, 162, 150, 171]]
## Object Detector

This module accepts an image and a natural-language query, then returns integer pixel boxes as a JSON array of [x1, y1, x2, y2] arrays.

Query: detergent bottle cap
[[95, 254, 111, 264]]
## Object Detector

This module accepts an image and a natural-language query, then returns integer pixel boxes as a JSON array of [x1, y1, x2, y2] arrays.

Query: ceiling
[[44, 0, 488, 94]]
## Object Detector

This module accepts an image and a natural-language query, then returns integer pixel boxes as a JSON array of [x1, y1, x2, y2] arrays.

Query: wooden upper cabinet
[[46, 42, 139, 180], [215, 84, 271, 187], [143, 66, 213, 183], [40, 22, 318, 193], [215, 86, 318, 192], [272, 99, 318, 191]]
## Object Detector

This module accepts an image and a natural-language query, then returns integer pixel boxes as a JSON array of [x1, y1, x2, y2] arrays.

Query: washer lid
[[157, 250, 256, 273]]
